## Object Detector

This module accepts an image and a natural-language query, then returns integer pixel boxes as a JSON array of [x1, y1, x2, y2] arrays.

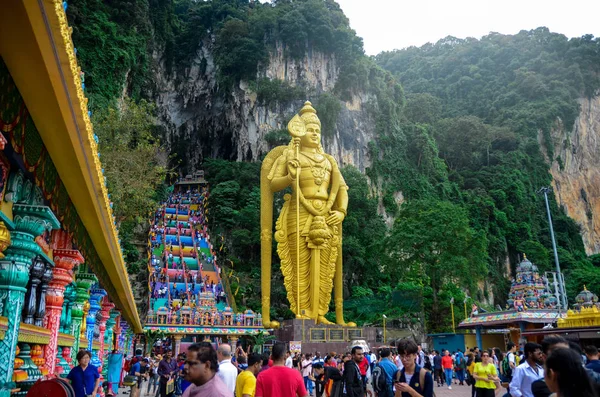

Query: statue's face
[[301, 123, 321, 148]]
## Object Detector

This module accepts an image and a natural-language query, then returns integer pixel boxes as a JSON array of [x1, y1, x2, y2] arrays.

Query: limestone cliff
[[545, 95, 600, 255], [151, 39, 375, 173]]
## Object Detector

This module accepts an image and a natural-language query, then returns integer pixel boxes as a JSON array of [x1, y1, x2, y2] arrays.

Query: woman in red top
[[441, 350, 454, 389]]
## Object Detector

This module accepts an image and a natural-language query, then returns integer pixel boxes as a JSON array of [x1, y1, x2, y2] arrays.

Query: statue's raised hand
[[286, 149, 300, 179]]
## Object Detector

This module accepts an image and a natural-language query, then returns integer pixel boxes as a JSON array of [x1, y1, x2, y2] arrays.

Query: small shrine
[[459, 254, 564, 349], [557, 286, 600, 329]]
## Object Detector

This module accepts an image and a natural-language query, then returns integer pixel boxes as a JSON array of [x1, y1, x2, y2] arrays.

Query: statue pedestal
[[273, 319, 378, 354]]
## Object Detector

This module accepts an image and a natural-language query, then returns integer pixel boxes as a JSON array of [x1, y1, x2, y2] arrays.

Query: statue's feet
[[317, 316, 334, 325], [296, 313, 312, 320], [263, 320, 280, 329], [336, 318, 357, 327]]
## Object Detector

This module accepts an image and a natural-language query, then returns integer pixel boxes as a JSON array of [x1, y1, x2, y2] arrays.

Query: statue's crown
[[299, 101, 321, 127]]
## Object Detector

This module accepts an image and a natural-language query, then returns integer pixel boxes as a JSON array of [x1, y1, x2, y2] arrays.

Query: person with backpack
[[372, 348, 397, 397], [455, 349, 466, 386], [394, 339, 434, 397], [502, 342, 517, 383]]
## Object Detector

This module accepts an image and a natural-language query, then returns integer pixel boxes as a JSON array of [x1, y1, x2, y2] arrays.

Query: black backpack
[[372, 364, 388, 393]]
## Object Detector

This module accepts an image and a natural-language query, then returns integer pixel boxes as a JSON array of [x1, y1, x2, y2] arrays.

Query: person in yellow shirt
[[236, 352, 262, 397], [473, 350, 499, 397]]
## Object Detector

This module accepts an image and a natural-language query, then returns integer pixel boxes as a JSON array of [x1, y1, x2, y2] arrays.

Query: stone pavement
[[433, 384, 473, 397], [114, 381, 480, 397]]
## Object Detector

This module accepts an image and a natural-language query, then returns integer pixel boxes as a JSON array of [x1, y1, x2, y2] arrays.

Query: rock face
[[547, 95, 600, 255], [151, 39, 375, 173]]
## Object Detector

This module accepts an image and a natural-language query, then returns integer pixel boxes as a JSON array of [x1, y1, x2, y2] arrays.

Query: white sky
[[334, 0, 600, 55]]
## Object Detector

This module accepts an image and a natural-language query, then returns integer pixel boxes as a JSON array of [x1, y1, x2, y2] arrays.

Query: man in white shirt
[[216, 343, 238, 394], [285, 350, 293, 368], [509, 342, 544, 397]]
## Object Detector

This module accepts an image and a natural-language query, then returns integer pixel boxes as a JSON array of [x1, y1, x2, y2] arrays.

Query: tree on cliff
[[386, 199, 488, 330]]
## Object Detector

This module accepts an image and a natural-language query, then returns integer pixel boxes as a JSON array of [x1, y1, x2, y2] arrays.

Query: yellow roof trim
[[0, 0, 141, 332]]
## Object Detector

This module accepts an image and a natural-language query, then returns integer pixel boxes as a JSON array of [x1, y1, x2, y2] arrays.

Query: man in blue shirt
[[585, 345, 600, 374], [377, 348, 398, 397], [67, 350, 100, 397]]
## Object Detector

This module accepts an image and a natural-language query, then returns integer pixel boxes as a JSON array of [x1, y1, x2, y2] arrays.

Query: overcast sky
[[334, 0, 600, 55]]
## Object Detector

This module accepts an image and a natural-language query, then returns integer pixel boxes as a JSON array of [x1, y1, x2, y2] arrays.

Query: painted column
[[98, 296, 114, 363], [88, 286, 106, 371], [87, 286, 106, 350], [112, 314, 121, 352], [22, 257, 45, 324], [228, 336, 239, 348], [60, 283, 76, 334], [173, 335, 182, 356], [34, 260, 54, 327], [119, 320, 129, 353], [475, 326, 483, 351], [42, 245, 83, 375], [0, 195, 59, 395], [70, 272, 96, 362], [102, 309, 119, 379]]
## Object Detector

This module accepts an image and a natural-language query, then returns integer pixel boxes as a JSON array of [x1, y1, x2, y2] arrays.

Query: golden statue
[[261, 101, 355, 328]]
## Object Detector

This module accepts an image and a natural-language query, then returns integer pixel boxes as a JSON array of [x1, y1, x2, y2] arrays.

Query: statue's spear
[[288, 114, 306, 319]]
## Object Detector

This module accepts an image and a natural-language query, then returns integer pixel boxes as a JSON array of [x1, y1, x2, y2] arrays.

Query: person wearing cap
[[311, 363, 343, 397]]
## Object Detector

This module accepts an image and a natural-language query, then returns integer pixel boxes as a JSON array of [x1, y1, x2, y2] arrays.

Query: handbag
[[166, 378, 175, 394], [123, 375, 138, 387]]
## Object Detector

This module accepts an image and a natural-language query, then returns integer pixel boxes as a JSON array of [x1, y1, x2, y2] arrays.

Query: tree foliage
[[94, 98, 170, 274]]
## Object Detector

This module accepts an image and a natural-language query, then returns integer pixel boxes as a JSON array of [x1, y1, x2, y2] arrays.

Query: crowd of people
[[101, 334, 600, 397]]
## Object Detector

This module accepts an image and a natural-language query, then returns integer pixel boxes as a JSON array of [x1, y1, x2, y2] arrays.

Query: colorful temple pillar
[[119, 319, 129, 353], [0, 173, 60, 395], [60, 283, 77, 334], [173, 335, 183, 356], [98, 296, 114, 363], [34, 259, 54, 327], [87, 286, 106, 350], [111, 312, 121, 352], [42, 235, 84, 375], [102, 309, 120, 378], [71, 272, 97, 362]]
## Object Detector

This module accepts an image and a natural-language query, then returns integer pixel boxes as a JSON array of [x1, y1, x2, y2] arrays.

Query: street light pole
[[383, 314, 387, 345], [538, 187, 568, 310]]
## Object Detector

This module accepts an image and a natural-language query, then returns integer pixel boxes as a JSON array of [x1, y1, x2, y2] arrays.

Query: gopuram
[[261, 102, 376, 352], [0, 0, 140, 395], [459, 255, 564, 349], [144, 175, 263, 353]]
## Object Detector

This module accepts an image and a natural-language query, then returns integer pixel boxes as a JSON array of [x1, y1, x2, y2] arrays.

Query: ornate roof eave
[[458, 309, 565, 328], [0, 0, 141, 332]]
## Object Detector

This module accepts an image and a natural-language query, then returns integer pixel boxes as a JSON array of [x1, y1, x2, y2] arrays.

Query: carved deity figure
[[261, 101, 355, 328]]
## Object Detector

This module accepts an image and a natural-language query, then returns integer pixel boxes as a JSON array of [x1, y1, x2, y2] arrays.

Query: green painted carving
[[70, 272, 96, 361], [0, 203, 59, 394]]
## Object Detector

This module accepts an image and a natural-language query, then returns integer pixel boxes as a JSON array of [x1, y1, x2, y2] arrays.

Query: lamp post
[[463, 296, 469, 320], [450, 297, 456, 334], [538, 187, 568, 310], [382, 314, 387, 344]]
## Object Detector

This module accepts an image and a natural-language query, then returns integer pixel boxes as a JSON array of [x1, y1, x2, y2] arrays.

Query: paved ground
[[433, 384, 473, 396], [115, 381, 479, 397]]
